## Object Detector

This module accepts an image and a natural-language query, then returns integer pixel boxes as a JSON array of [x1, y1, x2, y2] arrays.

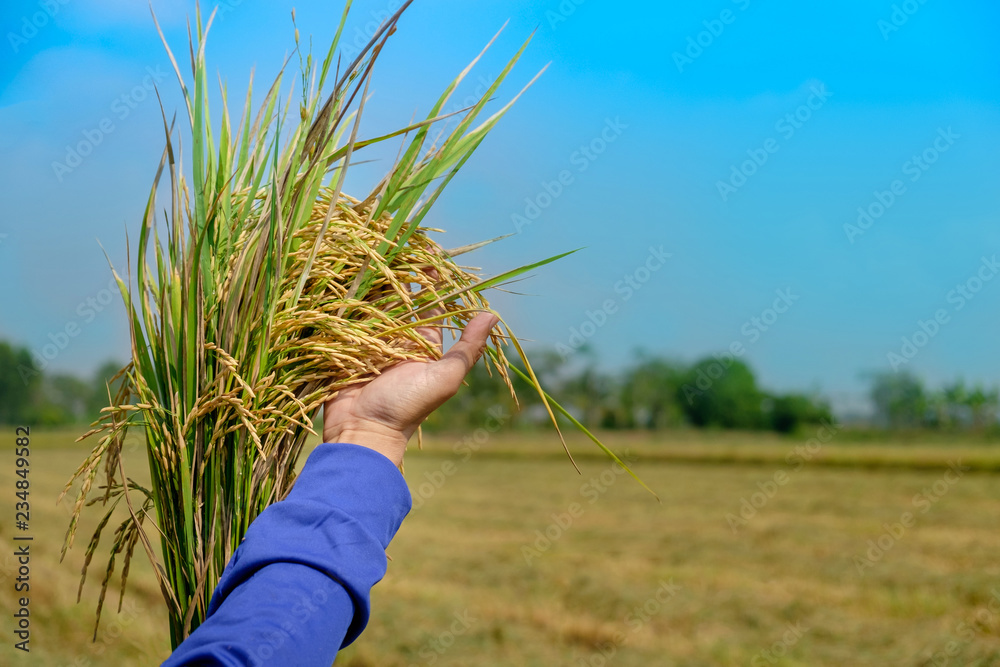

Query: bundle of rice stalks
[[59, 1, 647, 648]]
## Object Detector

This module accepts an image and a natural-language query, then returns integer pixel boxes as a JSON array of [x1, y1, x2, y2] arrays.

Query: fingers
[[436, 311, 500, 383], [415, 307, 445, 351], [414, 267, 444, 352]]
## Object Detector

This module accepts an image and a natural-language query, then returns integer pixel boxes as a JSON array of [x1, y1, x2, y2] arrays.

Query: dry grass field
[[2, 428, 1000, 666]]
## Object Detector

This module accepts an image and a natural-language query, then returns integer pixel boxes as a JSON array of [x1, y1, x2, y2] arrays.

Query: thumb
[[433, 312, 500, 388]]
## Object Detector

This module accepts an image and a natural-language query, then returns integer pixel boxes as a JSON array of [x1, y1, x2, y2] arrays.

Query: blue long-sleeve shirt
[[162, 442, 412, 666]]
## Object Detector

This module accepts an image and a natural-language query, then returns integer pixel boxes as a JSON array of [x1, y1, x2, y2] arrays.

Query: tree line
[[425, 349, 833, 434], [427, 349, 1000, 435], [1, 338, 996, 435], [0, 340, 122, 426], [868, 370, 998, 431]]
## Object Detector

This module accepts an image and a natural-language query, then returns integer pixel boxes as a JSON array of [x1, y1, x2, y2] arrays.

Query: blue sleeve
[[161, 442, 412, 667]]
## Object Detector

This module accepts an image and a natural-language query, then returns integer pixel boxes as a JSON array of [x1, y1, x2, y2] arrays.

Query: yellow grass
[[4, 428, 1000, 666]]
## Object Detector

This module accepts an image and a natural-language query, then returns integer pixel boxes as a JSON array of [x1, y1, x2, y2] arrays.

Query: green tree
[[86, 361, 129, 419], [768, 393, 832, 434], [868, 371, 926, 429], [37, 373, 90, 425], [560, 363, 617, 428], [679, 357, 765, 429], [0, 341, 41, 424], [965, 383, 999, 431], [618, 355, 685, 429], [932, 380, 969, 429]]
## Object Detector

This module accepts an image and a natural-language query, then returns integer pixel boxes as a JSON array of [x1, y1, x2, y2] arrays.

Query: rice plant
[[59, 1, 648, 648]]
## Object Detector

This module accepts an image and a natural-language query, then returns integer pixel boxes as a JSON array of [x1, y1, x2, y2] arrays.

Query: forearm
[[162, 443, 412, 666]]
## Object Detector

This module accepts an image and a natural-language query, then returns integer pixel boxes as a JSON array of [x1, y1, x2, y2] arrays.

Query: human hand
[[323, 311, 500, 467]]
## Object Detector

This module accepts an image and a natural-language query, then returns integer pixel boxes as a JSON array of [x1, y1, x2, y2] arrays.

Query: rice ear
[[62, 2, 631, 648]]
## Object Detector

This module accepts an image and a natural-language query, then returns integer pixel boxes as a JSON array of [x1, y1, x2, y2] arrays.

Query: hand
[[323, 311, 500, 467]]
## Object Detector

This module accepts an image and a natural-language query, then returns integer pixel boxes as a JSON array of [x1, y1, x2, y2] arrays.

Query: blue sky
[[1, 0, 998, 414]]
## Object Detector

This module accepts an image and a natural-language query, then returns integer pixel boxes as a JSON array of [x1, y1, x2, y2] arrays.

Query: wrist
[[326, 423, 408, 467]]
